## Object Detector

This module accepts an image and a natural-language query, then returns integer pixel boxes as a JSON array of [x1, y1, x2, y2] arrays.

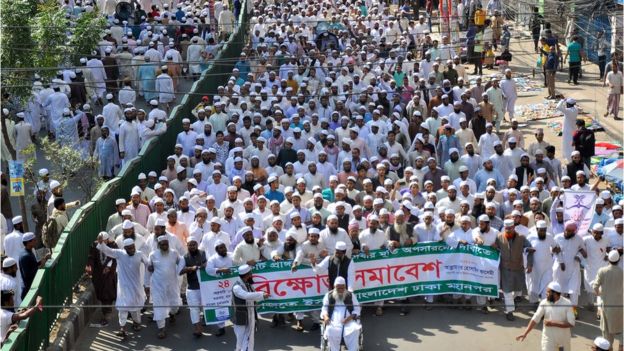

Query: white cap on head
[[238, 264, 252, 275], [12, 216, 22, 225], [122, 220, 134, 229], [123, 238, 135, 247], [22, 232, 36, 242], [155, 218, 166, 227], [503, 219, 514, 227], [335, 241, 347, 251], [157, 235, 168, 243], [2, 257, 17, 268], [50, 180, 61, 189], [547, 281, 561, 293], [536, 220, 548, 229], [334, 276, 346, 286], [593, 337, 611, 350], [593, 223, 604, 231], [608, 250, 620, 263]]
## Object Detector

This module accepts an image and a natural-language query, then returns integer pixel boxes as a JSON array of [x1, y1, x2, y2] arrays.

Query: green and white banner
[[199, 243, 500, 324]]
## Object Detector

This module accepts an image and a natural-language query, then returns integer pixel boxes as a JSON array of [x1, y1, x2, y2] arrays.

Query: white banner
[[199, 243, 500, 324], [563, 190, 597, 236]]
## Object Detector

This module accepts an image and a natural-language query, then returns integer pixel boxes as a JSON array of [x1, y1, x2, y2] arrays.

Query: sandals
[[157, 330, 166, 339]]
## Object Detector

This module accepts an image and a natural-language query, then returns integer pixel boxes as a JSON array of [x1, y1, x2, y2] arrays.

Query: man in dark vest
[[231, 264, 269, 351], [495, 219, 534, 321], [312, 241, 355, 290], [321, 276, 362, 351]]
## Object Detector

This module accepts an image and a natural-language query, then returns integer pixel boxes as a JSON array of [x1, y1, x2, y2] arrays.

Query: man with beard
[[96, 233, 148, 339], [582, 224, 608, 311], [206, 240, 233, 336], [114, 219, 147, 250], [475, 159, 505, 192], [119, 110, 140, 167], [232, 228, 262, 266], [180, 237, 207, 337], [1, 291, 43, 343], [526, 221, 556, 304], [552, 221, 587, 311], [199, 218, 231, 257], [319, 216, 353, 257], [94, 126, 119, 179], [516, 281, 575, 350], [87, 232, 118, 326], [472, 215, 499, 312], [495, 220, 534, 321], [490, 141, 515, 181], [0, 258, 21, 309], [321, 276, 362, 351], [148, 235, 183, 339], [231, 264, 269, 351], [312, 241, 355, 291]]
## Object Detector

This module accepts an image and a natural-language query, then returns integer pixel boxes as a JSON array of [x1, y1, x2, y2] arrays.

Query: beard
[[331, 289, 346, 303], [218, 250, 227, 257], [393, 222, 406, 233], [284, 242, 296, 251], [244, 237, 255, 244], [329, 227, 338, 234]]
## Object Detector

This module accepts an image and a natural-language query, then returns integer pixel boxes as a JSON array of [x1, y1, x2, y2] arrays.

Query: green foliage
[[31, 1, 68, 80], [0, 0, 38, 102], [68, 11, 106, 64], [21, 137, 102, 202]]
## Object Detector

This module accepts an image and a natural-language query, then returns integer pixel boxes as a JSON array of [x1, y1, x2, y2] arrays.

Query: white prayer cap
[[150, 99, 159, 106], [334, 276, 346, 286], [608, 250, 620, 263], [594, 337, 611, 350], [536, 220, 548, 229], [157, 235, 168, 243], [50, 180, 61, 189], [566, 98, 576, 105], [460, 215, 471, 223], [186, 237, 197, 244], [547, 281, 561, 293], [335, 241, 347, 251], [2, 257, 17, 268], [592, 223, 604, 231], [155, 218, 166, 227], [600, 190, 611, 199], [210, 217, 221, 225], [182, 118, 191, 124], [99, 231, 110, 241], [138, 173, 147, 180], [613, 205, 622, 211], [12, 216, 22, 225], [238, 264, 252, 275], [121, 209, 132, 216], [39, 168, 49, 176], [478, 214, 490, 223], [615, 218, 624, 225], [444, 209, 455, 216], [106, 93, 114, 100], [123, 238, 134, 247], [122, 220, 134, 230], [503, 219, 514, 227], [22, 232, 36, 242], [511, 210, 522, 217], [368, 214, 380, 222], [596, 198, 605, 205]]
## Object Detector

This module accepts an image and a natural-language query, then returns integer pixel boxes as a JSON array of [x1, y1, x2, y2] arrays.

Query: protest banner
[[199, 242, 500, 324], [563, 190, 597, 236], [8, 160, 25, 196]]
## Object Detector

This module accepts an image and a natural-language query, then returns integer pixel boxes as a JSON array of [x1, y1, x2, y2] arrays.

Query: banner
[[8, 160, 25, 196], [199, 243, 500, 325], [563, 190, 597, 236]]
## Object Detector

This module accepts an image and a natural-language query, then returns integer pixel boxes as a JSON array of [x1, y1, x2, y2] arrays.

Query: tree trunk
[[1, 115, 30, 232]]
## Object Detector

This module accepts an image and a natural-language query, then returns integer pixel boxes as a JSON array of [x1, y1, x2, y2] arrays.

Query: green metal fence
[[1, 7, 249, 350]]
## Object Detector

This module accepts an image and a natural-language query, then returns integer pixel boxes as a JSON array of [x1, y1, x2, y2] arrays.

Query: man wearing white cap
[[592, 337, 611, 351], [312, 241, 355, 291], [516, 281, 575, 350], [320, 216, 353, 257], [118, 109, 140, 167], [176, 119, 198, 157], [155, 66, 175, 111], [231, 264, 269, 351], [321, 275, 361, 351], [593, 250, 623, 348], [179, 237, 207, 337], [232, 227, 262, 265], [605, 218, 623, 269], [199, 217, 231, 257], [556, 98, 578, 162], [552, 221, 587, 308], [526, 220, 557, 304], [496, 219, 534, 320], [13, 112, 34, 160], [87, 232, 117, 326], [94, 126, 119, 179], [205, 240, 233, 336], [147, 235, 183, 339], [96, 232, 147, 338], [3, 217, 24, 267], [113, 219, 147, 249], [101, 94, 122, 134], [583, 224, 609, 310], [1, 257, 22, 308]]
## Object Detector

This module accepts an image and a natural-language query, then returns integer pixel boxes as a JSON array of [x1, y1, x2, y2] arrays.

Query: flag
[[563, 190, 597, 236]]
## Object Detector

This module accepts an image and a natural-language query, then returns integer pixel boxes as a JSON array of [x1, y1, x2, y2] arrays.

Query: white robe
[[556, 100, 578, 161], [149, 249, 184, 321], [97, 243, 147, 312], [86, 59, 107, 98], [232, 279, 265, 351], [552, 234, 585, 304], [321, 292, 362, 351], [118, 120, 140, 165], [526, 232, 556, 300], [102, 103, 122, 134], [582, 236, 608, 293], [155, 73, 175, 104]]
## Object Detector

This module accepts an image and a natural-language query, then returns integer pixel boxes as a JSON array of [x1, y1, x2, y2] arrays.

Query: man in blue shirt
[[265, 176, 285, 203], [544, 46, 559, 99], [18, 233, 50, 299], [475, 159, 505, 191]]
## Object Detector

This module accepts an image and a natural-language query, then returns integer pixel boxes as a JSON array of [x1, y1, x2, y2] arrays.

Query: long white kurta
[[581, 236, 608, 293], [526, 232, 556, 300], [552, 234, 585, 305], [149, 249, 184, 322], [321, 292, 362, 351], [118, 120, 140, 166], [155, 74, 175, 104], [86, 59, 107, 98], [500, 77, 517, 118], [97, 243, 147, 312], [232, 279, 265, 351], [43, 92, 69, 131], [556, 100, 578, 161]]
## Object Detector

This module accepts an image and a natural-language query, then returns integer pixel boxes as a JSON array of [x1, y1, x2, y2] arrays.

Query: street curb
[[47, 283, 96, 351]]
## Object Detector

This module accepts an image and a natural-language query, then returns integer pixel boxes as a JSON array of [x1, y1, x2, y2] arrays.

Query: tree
[[20, 138, 103, 203], [31, 1, 68, 80], [67, 11, 107, 64]]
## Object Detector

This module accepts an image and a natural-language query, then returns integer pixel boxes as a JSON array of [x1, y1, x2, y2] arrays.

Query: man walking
[[231, 264, 269, 351], [545, 47, 558, 100], [593, 250, 623, 348]]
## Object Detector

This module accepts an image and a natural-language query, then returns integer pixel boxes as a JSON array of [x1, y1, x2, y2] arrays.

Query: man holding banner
[[232, 264, 269, 351], [321, 276, 361, 351], [552, 221, 587, 311]]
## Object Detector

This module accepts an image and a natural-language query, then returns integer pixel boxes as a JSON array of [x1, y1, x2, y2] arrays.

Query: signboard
[[8, 160, 25, 196]]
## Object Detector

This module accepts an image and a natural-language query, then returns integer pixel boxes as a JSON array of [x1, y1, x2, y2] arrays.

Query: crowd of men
[[1, 0, 623, 350]]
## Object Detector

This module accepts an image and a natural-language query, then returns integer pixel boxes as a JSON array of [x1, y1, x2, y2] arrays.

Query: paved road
[[76, 298, 603, 351]]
